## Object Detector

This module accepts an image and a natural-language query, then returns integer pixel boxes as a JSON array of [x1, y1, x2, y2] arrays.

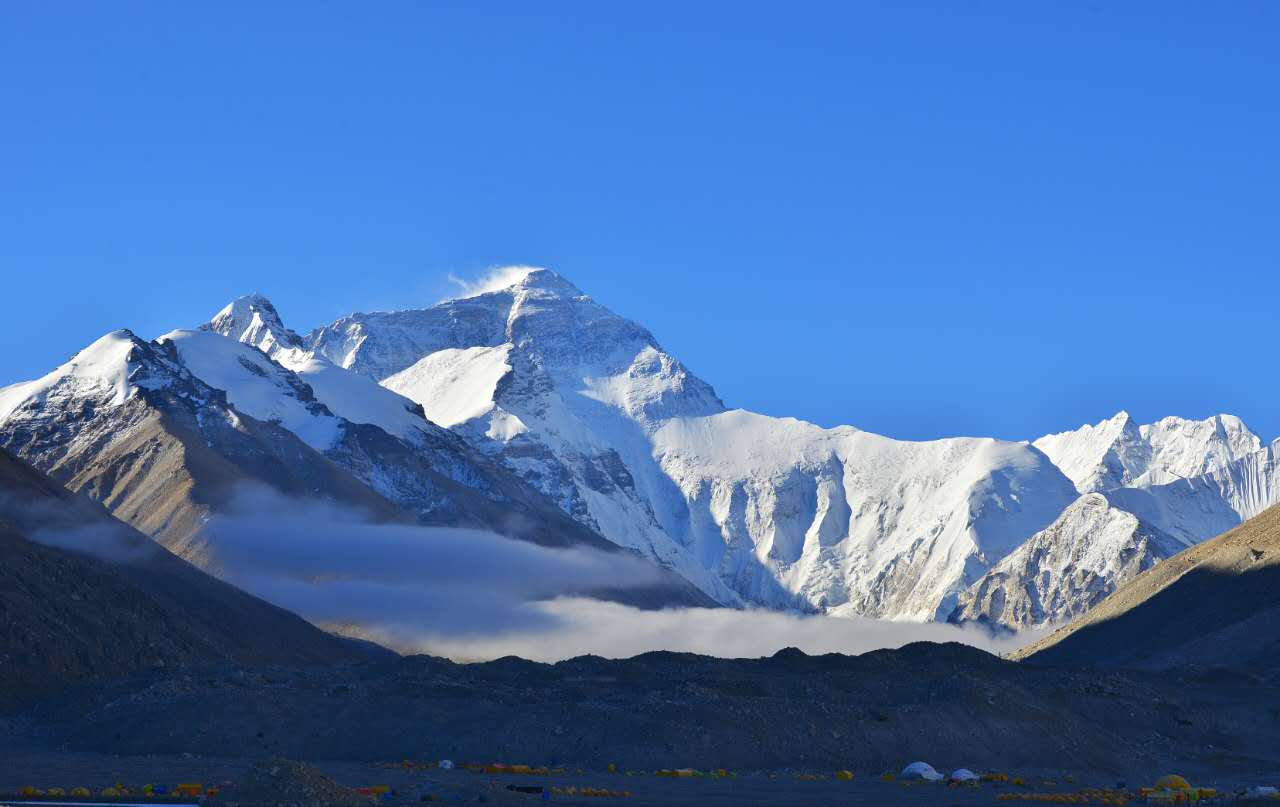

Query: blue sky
[[3, 2, 1277, 442]]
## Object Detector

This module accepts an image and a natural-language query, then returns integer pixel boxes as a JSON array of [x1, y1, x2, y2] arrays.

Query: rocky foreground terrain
[[0, 450, 382, 706], [6, 642, 1279, 782]]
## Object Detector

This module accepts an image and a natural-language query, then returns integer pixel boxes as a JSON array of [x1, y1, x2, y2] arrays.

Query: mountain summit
[[1034, 410, 1263, 494], [4, 267, 1276, 627], [204, 293, 304, 356], [185, 268, 1278, 621], [277, 269, 1083, 616]]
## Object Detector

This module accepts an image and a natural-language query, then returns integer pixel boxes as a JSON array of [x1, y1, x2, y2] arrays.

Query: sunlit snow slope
[[8, 270, 1276, 628], [1035, 411, 1279, 547], [292, 269, 1082, 618]]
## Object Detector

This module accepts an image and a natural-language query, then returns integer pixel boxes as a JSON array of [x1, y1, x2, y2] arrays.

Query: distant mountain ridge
[[249, 271, 1080, 618], [1033, 410, 1262, 494], [201, 268, 1279, 623], [4, 267, 1275, 629]]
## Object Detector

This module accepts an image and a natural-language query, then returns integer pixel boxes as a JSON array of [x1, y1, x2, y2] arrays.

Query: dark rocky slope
[[1018, 504, 1280, 672], [0, 449, 383, 704]]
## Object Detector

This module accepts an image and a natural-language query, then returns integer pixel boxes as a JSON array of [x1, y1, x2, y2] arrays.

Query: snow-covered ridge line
[[0, 329, 194, 423], [7, 266, 1275, 629], [197, 269, 1130, 619], [1, 312, 702, 603], [1033, 410, 1263, 494], [198, 268, 1278, 623]]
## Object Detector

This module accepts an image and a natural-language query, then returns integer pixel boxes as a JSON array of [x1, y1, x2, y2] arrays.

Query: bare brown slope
[[1017, 504, 1280, 671], [3, 380, 412, 565], [0, 449, 386, 706]]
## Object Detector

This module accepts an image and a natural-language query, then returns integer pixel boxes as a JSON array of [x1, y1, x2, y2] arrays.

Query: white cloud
[[197, 488, 665, 639], [443, 265, 541, 301], [351, 598, 1050, 663], [199, 487, 1050, 664]]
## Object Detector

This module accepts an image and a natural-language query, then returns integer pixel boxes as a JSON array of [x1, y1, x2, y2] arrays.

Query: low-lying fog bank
[[194, 493, 1047, 662]]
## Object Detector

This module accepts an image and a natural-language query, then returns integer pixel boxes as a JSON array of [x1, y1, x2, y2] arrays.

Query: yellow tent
[[1154, 774, 1190, 791]]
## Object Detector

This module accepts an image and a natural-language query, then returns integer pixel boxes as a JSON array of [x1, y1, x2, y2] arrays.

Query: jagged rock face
[[648, 413, 1079, 618], [1032, 412, 1154, 493], [946, 414, 1277, 629], [1034, 412, 1278, 545], [312, 270, 725, 425], [1106, 442, 1280, 546], [306, 271, 751, 606], [950, 493, 1185, 630], [163, 327, 653, 552]]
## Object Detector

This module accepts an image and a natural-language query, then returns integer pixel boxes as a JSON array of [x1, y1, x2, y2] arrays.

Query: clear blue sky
[[3, 2, 1277, 442]]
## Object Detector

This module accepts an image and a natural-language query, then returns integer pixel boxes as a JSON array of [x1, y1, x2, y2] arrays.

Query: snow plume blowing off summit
[[444, 265, 541, 301], [196, 486, 1043, 661]]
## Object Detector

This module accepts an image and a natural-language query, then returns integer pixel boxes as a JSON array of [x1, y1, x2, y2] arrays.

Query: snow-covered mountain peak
[[447, 266, 583, 302], [159, 329, 344, 450], [0, 329, 189, 423], [310, 270, 725, 428], [1134, 414, 1261, 485], [504, 267, 584, 300], [203, 293, 303, 357], [1031, 411, 1148, 493], [307, 270, 1084, 615], [1033, 411, 1263, 493], [7, 270, 1279, 628]]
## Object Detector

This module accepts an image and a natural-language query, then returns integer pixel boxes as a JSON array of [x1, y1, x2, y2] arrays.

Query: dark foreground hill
[[1018, 504, 1280, 671], [0, 449, 383, 703], [13, 641, 1280, 780]]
